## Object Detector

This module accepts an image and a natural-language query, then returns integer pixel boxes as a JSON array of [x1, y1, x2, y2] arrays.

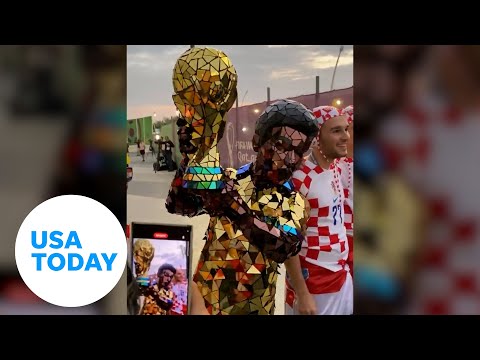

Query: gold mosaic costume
[[166, 161, 309, 315], [166, 47, 317, 315]]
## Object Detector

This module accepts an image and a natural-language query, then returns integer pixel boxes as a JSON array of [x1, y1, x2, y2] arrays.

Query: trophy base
[[183, 166, 224, 189], [136, 276, 150, 287]]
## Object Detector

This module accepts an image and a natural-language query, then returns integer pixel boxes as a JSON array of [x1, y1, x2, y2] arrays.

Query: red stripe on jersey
[[292, 178, 302, 191], [320, 245, 332, 252], [318, 206, 329, 217], [300, 257, 348, 294], [304, 175, 312, 188], [317, 226, 330, 236], [309, 198, 318, 208], [453, 220, 475, 241], [307, 236, 319, 247], [424, 299, 449, 315], [454, 274, 476, 293], [303, 164, 313, 173], [306, 248, 320, 259], [329, 234, 339, 244]]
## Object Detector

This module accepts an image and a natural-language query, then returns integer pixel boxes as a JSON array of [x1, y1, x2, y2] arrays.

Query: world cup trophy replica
[[172, 47, 238, 189], [132, 239, 155, 288]]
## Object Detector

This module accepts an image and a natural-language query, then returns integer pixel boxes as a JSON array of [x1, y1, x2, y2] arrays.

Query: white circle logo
[[15, 195, 127, 307]]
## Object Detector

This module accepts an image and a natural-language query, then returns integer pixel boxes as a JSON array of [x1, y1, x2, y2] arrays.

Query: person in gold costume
[[166, 96, 319, 314], [140, 264, 177, 315]]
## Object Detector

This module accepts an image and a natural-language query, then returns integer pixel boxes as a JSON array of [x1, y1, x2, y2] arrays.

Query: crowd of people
[[128, 136, 177, 172]]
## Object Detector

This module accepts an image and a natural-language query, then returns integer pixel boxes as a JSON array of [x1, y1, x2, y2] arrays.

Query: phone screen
[[130, 223, 191, 315]]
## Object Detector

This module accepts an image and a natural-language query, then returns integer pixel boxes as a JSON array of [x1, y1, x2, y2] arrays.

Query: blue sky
[[127, 45, 353, 120]]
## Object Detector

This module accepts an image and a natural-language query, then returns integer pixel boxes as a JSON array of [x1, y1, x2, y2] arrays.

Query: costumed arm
[[165, 120, 225, 217], [243, 191, 309, 263], [165, 159, 208, 217], [223, 180, 310, 264]]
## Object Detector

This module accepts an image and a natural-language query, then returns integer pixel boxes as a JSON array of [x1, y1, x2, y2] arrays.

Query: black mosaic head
[[252, 99, 319, 152]]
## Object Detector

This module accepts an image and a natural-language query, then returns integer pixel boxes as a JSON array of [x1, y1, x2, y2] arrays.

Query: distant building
[[127, 116, 153, 145]]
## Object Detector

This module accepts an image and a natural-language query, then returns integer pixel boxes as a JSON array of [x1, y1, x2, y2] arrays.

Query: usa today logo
[[15, 195, 127, 307]]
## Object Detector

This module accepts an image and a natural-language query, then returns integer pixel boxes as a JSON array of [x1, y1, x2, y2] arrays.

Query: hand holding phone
[[130, 223, 191, 315]]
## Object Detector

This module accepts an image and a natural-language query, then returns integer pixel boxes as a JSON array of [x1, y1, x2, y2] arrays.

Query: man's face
[[257, 126, 308, 183], [318, 115, 350, 159], [158, 269, 175, 288], [175, 269, 185, 282]]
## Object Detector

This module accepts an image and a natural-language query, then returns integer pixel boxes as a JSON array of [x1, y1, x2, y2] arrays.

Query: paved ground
[[127, 151, 286, 315]]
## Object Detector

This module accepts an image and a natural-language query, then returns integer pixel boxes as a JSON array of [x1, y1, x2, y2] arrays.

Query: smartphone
[[130, 222, 191, 315]]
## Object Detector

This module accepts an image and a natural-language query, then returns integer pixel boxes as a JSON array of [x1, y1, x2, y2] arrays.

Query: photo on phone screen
[[130, 222, 191, 315]]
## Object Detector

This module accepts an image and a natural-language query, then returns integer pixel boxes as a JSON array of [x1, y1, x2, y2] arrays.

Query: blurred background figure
[[354, 45, 480, 315], [162, 136, 175, 171], [170, 268, 188, 315], [139, 139, 145, 161], [0, 45, 126, 314]]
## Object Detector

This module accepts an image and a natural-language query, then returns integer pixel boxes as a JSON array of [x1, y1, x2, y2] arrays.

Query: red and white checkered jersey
[[292, 159, 349, 274], [380, 94, 480, 314], [337, 157, 354, 237], [170, 282, 188, 315]]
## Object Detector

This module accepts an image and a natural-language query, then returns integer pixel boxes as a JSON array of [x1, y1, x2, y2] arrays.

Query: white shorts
[[285, 272, 353, 315]]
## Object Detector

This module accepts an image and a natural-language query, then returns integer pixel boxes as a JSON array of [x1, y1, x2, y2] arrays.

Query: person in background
[[162, 136, 175, 171], [149, 139, 155, 158], [170, 269, 188, 315], [139, 140, 145, 162], [338, 105, 354, 278]]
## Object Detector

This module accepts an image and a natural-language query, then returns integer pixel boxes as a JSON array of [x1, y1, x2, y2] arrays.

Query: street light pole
[[241, 90, 248, 106], [330, 45, 344, 91]]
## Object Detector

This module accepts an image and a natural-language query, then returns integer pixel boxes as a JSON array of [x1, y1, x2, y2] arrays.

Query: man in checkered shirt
[[170, 269, 188, 315], [338, 105, 354, 278], [285, 105, 353, 315]]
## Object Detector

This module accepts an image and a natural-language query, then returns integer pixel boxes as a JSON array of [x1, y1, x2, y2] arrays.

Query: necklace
[[319, 149, 333, 167], [332, 159, 341, 199], [310, 150, 342, 201]]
